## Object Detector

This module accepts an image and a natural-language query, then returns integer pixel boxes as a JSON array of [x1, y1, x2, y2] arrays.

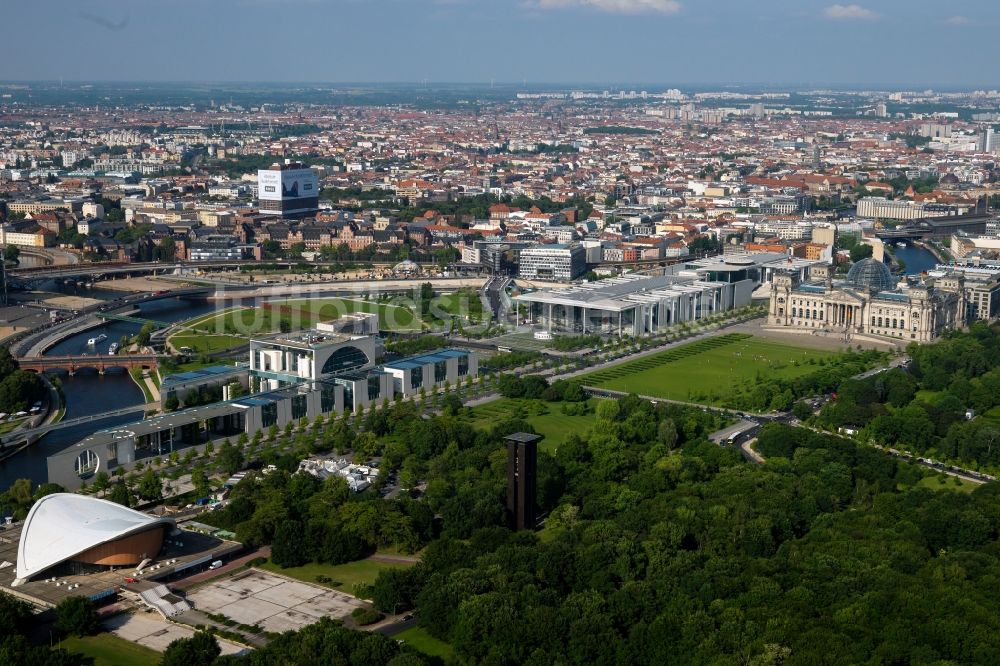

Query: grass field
[[258, 557, 412, 596], [427, 289, 485, 325], [168, 292, 474, 352], [579, 333, 835, 405], [467, 398, 601, 451], [396, 627, 456, 661], [280, 297, 420, 331], [916, 474, 980, 494], [915, 390, 943, 404], [57, 633, 161, 666]]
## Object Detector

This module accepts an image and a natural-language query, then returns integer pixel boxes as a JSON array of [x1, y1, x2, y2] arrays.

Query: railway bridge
[[17, 354, 158, 375]]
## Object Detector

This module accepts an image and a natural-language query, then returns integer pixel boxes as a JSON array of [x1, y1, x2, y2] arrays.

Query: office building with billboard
[[257, 161, 319, 218]]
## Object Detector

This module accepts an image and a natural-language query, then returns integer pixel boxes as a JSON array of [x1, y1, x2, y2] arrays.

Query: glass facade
[[410, 368, 423, 389], [434, 360, 448, 382], [335, 378, 354, 412], [321, 383, 337, 413], [321, 346, 370, 375], [291, 394, 308, 420], [368, 376, 381, 401], [457, 355, 469, 377], [262, 402, 278, 428]]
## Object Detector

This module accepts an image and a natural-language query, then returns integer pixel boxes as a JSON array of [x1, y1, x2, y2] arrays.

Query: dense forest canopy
[[190, 383, 1000, 665], [820, 322, 1000, 470]]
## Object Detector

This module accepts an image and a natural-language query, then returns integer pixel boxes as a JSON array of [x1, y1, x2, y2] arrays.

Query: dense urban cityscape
[[5, 23, 1000, 662]]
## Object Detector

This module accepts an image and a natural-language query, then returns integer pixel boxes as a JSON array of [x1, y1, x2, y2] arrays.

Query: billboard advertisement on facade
[[258, 168, 317, 202]]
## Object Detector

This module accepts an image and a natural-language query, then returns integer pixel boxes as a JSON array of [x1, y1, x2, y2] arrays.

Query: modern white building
[[14, 494, 176, 585], [381, 348, 478, 397], [249, 330, 383, 391], [518, 244, 587, 282], [514, 272, 754, 337]]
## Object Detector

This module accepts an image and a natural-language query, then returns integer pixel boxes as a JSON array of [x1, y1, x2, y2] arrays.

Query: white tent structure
[[14, 493, 175, 586]]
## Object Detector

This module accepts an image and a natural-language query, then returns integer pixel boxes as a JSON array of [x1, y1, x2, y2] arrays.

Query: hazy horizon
[[2, 0, 996, 87]]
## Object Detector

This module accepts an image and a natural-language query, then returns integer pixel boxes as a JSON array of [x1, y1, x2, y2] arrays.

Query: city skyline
[[2, 0, 996, 86]]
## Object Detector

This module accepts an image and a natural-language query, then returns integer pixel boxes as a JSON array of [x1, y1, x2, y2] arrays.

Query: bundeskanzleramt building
[[768, 259, 965, 342], [381, 348, 478, 397]]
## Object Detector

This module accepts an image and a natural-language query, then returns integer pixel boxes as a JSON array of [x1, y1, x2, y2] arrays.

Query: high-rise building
[[257, 161, 319, 218], [918, 123, 952, 139], [875, 101, 888, 118], [506, 433, 540, 531], [981, 128, 995, 153]]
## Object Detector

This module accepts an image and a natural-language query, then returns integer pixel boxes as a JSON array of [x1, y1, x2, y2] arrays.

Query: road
[[173, 546, 271, 591], [0, 403, 157, 445]]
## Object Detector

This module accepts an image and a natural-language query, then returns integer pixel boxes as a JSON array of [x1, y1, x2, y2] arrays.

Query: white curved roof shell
[[15, 493, 174, 585]]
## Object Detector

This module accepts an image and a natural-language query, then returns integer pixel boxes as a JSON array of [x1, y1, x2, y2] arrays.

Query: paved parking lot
[[186, 569, 366, 633], [104, 611, 246, 655]]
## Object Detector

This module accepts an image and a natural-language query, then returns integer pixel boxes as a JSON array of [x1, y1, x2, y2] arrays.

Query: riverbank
[[914, 239, 950, 264]]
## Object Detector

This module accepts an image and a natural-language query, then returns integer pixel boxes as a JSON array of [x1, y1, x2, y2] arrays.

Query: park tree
[[442, 393, 463, 416], [54, 596, 98, 636], [161, 630, 220, 666], [108, 481, 133, 507], [218, 440, 244, 475], [596, 399, 620, 422], [91, 471, 110, 495], [271, 519, 308, 568], [191, 468, 211, 498], [849, 243, 874, 262], [792, 401, 813, 421], [137, 468, 163, 502], [135, 321, 155, 347], [657, 418, 678, 450]]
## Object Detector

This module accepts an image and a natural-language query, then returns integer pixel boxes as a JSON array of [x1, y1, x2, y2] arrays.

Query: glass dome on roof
[[846, 257, 895, 292]]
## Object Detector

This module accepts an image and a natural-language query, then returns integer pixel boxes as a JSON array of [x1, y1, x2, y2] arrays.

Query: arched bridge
[[17, 355, 159, 375]]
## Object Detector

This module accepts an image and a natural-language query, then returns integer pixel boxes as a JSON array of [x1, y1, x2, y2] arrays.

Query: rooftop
[[251, 329, 357, 350], [383, 348, 470, 370], [514, 273, 728, 312], [161, 365, 245, 388]]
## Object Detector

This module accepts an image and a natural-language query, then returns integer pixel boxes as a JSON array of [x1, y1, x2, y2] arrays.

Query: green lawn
[[915, 389, 943, 404], [281, 297, 419, 331], [0, 417, 27, 435], [169, 332, 248, 354], [169, 296, 442, 346], [57, 632, 161, 666], [427, 289, 485, 325], [916, 474, 980, 494], [467, 398, 601, 451], [258, 557, 412, 596], [396, 627, 455, 661], [579, 334, 834, 405]]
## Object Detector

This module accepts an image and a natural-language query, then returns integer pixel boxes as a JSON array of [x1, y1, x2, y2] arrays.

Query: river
[[0, 296, 220, 488], [891, 242, 939, 276]]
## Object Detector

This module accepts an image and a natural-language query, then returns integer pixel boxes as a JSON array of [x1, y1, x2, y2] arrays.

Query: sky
[[1, 0, 998, 87]]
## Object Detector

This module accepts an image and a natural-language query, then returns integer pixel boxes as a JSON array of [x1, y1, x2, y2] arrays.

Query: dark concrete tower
[[505, 432, 540, 531]]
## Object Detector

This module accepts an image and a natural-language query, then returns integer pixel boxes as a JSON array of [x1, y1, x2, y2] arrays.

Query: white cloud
[[822, 4, 878, 20], [536, 0, 682, 15], [945, 15, 970, 26]]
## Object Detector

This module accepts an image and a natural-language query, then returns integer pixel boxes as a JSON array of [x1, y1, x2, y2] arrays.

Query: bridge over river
[[873, 213, 991, 240], [17, 354, 159, 375]]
